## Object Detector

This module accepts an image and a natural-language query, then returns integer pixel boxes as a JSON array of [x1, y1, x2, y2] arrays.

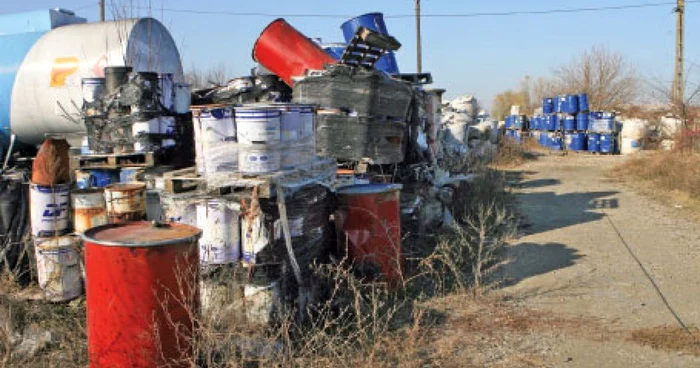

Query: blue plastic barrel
[[576, 112, 589, 131], [545, 115, 560, 131], [555, 96, 566, 113], [563, 115, 576, 131], [504, 115, 512, 129], [88, 169, 120, 188], [564, 95, 579, 114], [587, 133, 600, 152], [578, 93, 589, 111], [548, 133, 562, 150], [566, 133, 586, 151], [543, 98, 554, 114], [340, 13, 400, 74], [599, 133, 614, 153], [514, 115, 526, 129]]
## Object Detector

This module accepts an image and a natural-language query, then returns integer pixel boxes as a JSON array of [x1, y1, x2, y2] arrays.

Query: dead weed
[[629, 326, 700, 356]]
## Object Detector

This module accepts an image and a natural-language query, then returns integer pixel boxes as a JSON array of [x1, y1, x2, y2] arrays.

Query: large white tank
[[10, 18, 183, 145]]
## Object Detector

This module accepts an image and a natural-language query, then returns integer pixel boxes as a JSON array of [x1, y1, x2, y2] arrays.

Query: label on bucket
[[236, 110, 281, 143], [238, 148, 281, 174], [31, 185, 70, 237]]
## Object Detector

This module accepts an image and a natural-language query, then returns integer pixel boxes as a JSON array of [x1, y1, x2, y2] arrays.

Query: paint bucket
[[192, 105, 237, 175], [72, 188, 107, 234], [196, 199, 240, 265], [104, 183, 146, 223], [30, 184, 70, 237], [336, 184, 402, 285], [160, 194, 198, 226], [299, 105, 315, 137], [82, 222, 201, 367], [34, 235, 83, 302], [81, 78, 105, 103], [173, 83, 191, 114], [158, 73, 174, 111], [238, 144, 281, 174], [235, 106, 281, 144], [271, 104, 302, 141], [252, 18, 337, 86], [340, 12, 400, 74], [132, 117, 160, 152]]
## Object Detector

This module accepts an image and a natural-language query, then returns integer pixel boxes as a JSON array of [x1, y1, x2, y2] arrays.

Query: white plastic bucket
[[104, 183, 146, 221], [299, 105, 315, 137], [159, 73, 174, 111], [132, 118, 160, 152], [30, 184, 70, 237], [193, 106, 237, 174], [244, 281, 281, 325], [173, 83, 191, 114], [235, 107, 281, 144], [81, 78, 105, 103], [197, 199, 240, 265], [238, 144, 281, 174], [72, 188, 107, 233], [34, 236, 83, 302], [273, 104, 301, 141]]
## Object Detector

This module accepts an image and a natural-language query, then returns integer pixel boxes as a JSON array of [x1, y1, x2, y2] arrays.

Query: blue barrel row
[[534, 131, 616, 153], [543, 93, 589, 115], [530, 111, 616, 132], [504, 114, 527, 130]]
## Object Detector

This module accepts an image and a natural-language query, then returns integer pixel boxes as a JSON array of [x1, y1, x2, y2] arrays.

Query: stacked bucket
[[587, 111, 617, 154], [559, 93, 589, 153], [504, 114, 525, 143], [534, 98, 562, 150]]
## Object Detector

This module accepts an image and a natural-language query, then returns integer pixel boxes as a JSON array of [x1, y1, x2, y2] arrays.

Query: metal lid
[[81, 221, 201, 247]]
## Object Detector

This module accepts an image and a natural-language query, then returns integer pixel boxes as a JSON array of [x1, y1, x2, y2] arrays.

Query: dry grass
[[629, 326, 700, 356], [494, 138, 538, 168], [612, 149, 700, 211]]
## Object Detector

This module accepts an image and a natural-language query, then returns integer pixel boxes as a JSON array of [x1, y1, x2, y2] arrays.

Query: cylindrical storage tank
[[82, 221, 201, 368], [252, 19, 336, 86], [196, 199, 240, 266], [34, 235, 83, 302], [192, 105, 237, 175], [563, 115, 576, 131], [587, 133, 601, 152], [599, 133, 615, 154], [578, 93, 589, 112], [335, 184, 402, 285], [564, 94, 579, 114], [30, 183, 70, 237], [576, 112, 589, 131], [104, 183, 146, 223], [9, 18, 183, 146], [340, 13, 400, 74], [542, 98, 554, 114], [321, 43, 348, 60], [72, 188, 107, 233]]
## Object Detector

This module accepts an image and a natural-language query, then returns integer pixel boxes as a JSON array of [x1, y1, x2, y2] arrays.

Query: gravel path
[[498, 153, 700, 367]]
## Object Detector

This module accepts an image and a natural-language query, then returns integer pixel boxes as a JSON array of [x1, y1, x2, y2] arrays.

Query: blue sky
[[2, 1, 697, 105]]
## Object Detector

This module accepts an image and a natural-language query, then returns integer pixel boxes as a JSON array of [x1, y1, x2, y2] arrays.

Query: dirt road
[[498, 153, 700, 367]]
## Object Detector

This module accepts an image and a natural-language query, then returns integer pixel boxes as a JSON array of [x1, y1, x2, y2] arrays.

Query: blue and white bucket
[[235, 107, 281, 144], [271, 104, 302, 141], [197, 199, 240, 265], [193, 106, 237, 174], [299, 105, 315, 137], [30, 184, 70, 237], [238, 144, 281, 174]]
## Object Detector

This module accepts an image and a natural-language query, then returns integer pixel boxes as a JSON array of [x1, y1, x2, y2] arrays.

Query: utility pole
[[672, 0, 684, 114], [99, 0, 105, 22], [415, 0, 422, 74]]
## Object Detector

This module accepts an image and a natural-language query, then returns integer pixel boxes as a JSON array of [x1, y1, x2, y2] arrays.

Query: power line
[[116, 1, 698, 19]]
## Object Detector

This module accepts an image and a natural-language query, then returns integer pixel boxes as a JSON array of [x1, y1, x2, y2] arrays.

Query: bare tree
[[553, 45, 639, 111], [184, 63, 231, 90]]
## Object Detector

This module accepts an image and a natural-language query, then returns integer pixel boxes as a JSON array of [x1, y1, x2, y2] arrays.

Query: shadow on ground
[[495, 242, 584, 288]]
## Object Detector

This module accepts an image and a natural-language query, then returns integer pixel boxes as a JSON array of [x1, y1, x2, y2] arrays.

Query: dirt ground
[[487, 152, 700, 367]]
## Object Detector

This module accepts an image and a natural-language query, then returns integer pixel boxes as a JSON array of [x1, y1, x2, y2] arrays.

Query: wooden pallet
[[72, 151, 155, 169], [160, 167, 201, 193]]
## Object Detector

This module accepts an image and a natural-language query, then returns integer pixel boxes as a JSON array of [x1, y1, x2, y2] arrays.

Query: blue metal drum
[[587, 133, 600, 152], [599, 133, 614, 153], [543, 98, 554, 114], [578, 93, 589, 111], [340, 13, 399, 74], [563, 115, 576, 131], [576, 112, 589, 131], [564, 94, 579, 114], [566, 133, 586, 151]]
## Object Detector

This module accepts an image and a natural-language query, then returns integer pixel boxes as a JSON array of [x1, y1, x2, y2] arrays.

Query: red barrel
[[336, 184, 402, 285], [253, 18, 336, 86], [82, 222, 201, 368]]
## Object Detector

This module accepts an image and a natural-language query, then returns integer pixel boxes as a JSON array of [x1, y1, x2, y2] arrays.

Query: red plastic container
[[82, 222, 201, 368], [335, 184, 402, 284], [253, 18, 336, 86]]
